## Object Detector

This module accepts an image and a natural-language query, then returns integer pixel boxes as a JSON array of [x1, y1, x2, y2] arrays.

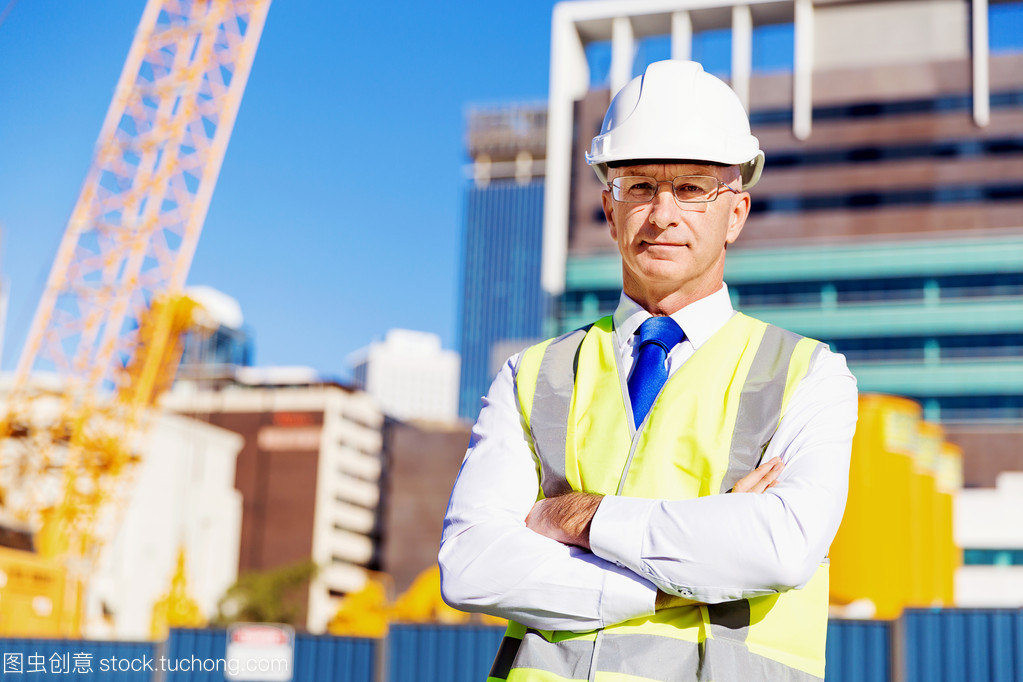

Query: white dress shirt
[[439, 285, 858, 632]]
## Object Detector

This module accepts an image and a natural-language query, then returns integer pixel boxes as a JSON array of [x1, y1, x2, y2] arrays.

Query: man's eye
[[630, 182, 655, 192]]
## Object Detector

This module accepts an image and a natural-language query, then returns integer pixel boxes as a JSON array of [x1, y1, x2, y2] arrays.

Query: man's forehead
[[610, 161, 731, 177]]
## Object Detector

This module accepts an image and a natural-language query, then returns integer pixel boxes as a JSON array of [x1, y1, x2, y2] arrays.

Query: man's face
[[601, 162, 750, 309]]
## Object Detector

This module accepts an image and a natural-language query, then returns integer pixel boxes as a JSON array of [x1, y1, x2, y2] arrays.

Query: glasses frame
[[608, 175, 741, 204]]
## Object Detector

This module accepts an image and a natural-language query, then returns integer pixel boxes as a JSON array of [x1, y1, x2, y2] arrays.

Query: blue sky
[[0, 0, 561, 380], [2, 1, 1020, 381]]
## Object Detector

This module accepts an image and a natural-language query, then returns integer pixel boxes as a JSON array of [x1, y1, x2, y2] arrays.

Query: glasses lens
[[672, 176, 718, 202], [614, 177, 656, 202], [613, 176, 722, 203]]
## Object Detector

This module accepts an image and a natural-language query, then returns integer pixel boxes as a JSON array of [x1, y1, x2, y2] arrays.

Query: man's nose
[[648, 185, 680, 228]]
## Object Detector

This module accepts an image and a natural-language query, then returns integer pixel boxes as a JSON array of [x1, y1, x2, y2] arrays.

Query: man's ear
[[725, 192, 750, 245], [602, 189, 617, 240]]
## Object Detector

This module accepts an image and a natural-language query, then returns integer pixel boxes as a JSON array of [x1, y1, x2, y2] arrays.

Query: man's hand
[[525, 492, 603, 550], [731, 457, 783, 493]]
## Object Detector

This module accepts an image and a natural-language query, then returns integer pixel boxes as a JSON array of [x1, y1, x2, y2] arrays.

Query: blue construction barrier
[[388, 624, 504, 682], [902, 608, 1023, 682], [163, 628, 375, 681], [163, 628, 226, 680], [826, 619, 892, 682], [292, 631, 374, 682], [2, 610, 1022, 681]]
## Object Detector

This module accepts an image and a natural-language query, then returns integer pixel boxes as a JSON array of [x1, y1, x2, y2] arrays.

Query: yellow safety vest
[[489, 313, 829, 682]]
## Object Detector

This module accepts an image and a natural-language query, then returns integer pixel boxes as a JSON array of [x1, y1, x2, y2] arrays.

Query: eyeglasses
[[608, 175, 741, 204]]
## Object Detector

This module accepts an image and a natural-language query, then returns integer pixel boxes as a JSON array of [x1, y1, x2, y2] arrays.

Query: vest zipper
[[587, 629, 604, 682], [613, 344, 675, 495]]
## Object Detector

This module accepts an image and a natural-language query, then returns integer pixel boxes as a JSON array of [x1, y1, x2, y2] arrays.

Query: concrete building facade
[[955, 472, 1023, 605], [88, 413, 244, 639], [350, 329, 460, 422], [163, 376, 385, 634], [379, 418, 472, 594]]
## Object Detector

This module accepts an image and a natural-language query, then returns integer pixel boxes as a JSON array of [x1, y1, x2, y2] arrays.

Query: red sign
[[230, 624, 289, 646]]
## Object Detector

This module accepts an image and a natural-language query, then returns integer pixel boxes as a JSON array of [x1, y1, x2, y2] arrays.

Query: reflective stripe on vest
[[527, 324, 592, 498], [490, 624, 826, 681], [493, 313, 828, 682]]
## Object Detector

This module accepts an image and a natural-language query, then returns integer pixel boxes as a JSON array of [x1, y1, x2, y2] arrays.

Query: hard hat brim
[[592, 151, 765, 191]]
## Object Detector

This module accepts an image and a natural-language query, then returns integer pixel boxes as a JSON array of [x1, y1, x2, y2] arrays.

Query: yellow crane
[[0, 0, 271, 637]]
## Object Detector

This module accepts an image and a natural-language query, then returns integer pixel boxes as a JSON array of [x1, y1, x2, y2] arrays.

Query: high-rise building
[[457, 105, 548, 420], [349, 329, 460, 422], [163, 372, 385, 633], [545, 0, 1023, 487]]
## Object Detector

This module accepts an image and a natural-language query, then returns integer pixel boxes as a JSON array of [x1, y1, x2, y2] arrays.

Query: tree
[[213, 560, 318, 628]]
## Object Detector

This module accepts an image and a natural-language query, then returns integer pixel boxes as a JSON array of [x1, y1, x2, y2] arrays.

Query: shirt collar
[[612, 284, 735, 351]]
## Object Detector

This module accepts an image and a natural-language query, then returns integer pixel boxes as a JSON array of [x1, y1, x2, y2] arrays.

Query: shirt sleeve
[[439, 356, 657, 631], [587, 348, 858, 603]]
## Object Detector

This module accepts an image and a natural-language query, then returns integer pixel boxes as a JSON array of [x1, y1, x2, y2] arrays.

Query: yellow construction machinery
[[327, 565, 506, 638], [829, 394, 963, 619]]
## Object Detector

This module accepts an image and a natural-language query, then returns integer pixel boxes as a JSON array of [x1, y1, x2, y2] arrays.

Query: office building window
[[693, 29, 732, 77], [586, 41, 612, 87], [634, 36, 672, 77], [963, 549, 1023, 566], [992, 1, 1023, 53], [753, 23, 794, 73]]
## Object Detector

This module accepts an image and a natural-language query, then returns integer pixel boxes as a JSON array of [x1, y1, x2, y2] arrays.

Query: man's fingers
[[751, 459, 783, 493], [732, 458, 784, 494]]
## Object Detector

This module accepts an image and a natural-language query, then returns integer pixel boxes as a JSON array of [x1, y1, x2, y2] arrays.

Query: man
[[440, 60, 857, 682]]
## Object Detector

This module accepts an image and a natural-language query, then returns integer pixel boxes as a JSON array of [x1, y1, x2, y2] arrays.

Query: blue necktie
[[628, 316, 685, 427]]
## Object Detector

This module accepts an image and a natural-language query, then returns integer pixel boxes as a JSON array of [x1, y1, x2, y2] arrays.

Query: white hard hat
[[586, 60, 765, 190]]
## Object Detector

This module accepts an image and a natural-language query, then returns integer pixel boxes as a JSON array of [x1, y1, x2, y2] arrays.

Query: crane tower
[[0, 0, 271, 618]]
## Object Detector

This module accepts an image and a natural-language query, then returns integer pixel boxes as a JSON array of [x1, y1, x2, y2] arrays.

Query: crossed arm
[[524, 459, 784, 611], [525, 458, 784, 550], [439, 352, 856, 631]]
